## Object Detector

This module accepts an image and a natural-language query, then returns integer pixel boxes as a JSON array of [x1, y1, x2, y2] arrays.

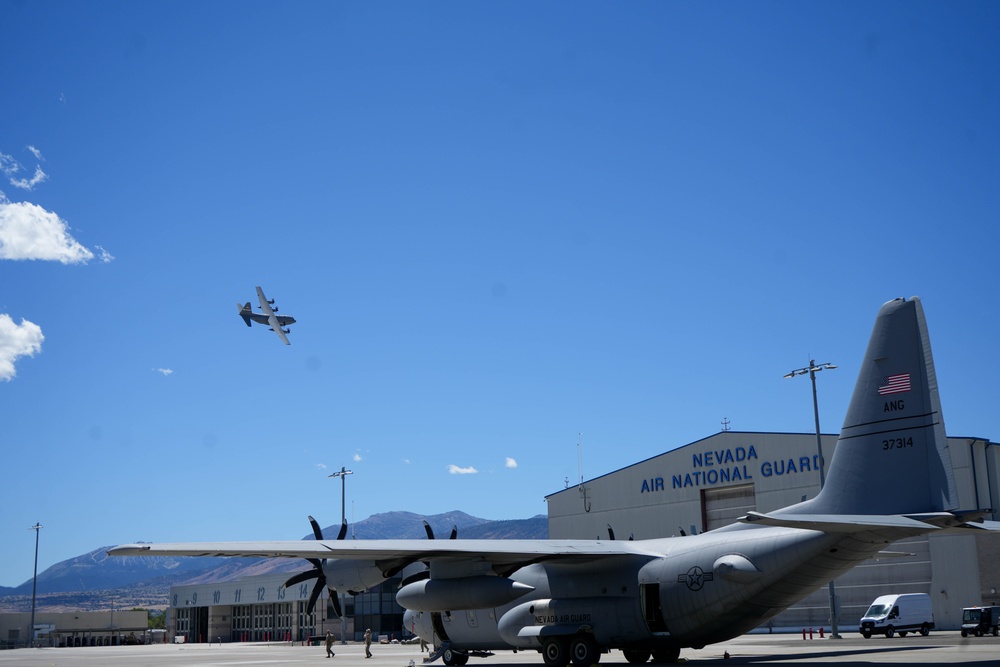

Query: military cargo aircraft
[[113, 297, 995, 665], [238, 285, 296, 345]]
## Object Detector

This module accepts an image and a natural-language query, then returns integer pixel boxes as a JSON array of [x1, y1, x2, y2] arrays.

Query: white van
[[859, 593, 934, 638]]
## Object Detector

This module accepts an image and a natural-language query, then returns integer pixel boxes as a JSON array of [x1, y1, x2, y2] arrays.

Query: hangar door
[[701, 483, 756, 532]]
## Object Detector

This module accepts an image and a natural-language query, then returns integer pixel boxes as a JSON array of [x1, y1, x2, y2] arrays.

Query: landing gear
[[622, 649, 651, 664], [651, 646, 681, 663], [542, 638, 569, 667], [569, 636, 600, 667], [442, 647, 468, 666]]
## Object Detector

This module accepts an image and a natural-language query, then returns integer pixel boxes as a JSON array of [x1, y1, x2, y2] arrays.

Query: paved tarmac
[[1, 634, 999, 666]]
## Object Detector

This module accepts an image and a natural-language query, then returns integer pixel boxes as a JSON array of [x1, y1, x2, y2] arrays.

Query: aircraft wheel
[[651, 646, 681, 663], [570, 636, 600, 667], [542, 638, 570, 667], [885, 626, 895, 638], [442, 648, 468, 666], [622, 649, 651, 664], [921, 624, 930, 637]]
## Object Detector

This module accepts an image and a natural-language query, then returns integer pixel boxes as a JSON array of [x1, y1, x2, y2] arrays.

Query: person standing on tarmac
[[325, 631, 335, 658], [364, 628, 373, 658]]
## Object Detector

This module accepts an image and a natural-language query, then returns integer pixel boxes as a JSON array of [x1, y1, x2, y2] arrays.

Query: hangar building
[[545, 431, 1000, 632], [167, 571, 405, 644], [0, 610, 148, 648]]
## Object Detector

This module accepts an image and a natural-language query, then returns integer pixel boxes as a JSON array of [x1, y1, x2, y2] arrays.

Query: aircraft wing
[[109, 538, 659, 574], [268, 315, 291, 345], [256, 286, 275, 316]]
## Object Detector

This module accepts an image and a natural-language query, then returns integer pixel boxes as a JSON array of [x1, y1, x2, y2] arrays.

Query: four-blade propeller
[[283, 516, 348, 616]]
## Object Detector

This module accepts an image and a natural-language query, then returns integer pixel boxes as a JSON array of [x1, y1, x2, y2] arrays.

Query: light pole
[[328, 467, 353, 643], [29, 523, 42, 648], [784, 360, 840, 638]]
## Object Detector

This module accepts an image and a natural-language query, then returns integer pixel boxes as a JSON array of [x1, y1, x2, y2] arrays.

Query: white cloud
[[316, 463, 328, 470], [10, 165, 47, 191], [505, 457, 518, 469], [447, 464, 478, 475], [353, 452, 362, 462], [0, 198, 96, 264], [0, 314, 44, 381], [0, 149, 47, 190], [0, 152, 19, 179], [153, 368, 174, 376], [0, 146, 110, 264], [95, 245, 115, 263]]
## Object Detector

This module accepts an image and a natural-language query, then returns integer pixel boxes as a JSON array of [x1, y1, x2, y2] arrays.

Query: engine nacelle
[[397, 576, 534, 612], [497, 596, 646, 648], [321, 559, 388, 594]]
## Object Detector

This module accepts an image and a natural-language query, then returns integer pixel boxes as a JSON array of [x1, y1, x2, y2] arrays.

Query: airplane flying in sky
[[113, 297, 995, 665], [238, 286, 296, 345]]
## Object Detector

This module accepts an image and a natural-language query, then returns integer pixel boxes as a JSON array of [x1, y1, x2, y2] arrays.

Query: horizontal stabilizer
[[741, 511, 939, 533], [903, 509, 994, 528], [956, 519, 1000, 531]]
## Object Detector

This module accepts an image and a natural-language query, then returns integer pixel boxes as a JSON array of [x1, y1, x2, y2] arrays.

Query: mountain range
[[0, 511, 547, 612]]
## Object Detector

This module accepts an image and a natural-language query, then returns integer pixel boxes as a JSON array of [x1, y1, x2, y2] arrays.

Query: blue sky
[[1, 1, 998, 588]]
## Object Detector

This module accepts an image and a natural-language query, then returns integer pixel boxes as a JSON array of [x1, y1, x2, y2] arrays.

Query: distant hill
[[0, 512, 547, 612], [0, 546, 230, 597]]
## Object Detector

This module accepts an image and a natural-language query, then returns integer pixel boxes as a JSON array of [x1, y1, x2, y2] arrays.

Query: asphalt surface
[[1, 633, 999, 666]]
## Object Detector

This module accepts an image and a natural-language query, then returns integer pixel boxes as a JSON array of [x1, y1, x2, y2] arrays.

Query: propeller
[[283, 516, 348, 616], [422, 520, 458, 540], [401, 521, 458, 587]]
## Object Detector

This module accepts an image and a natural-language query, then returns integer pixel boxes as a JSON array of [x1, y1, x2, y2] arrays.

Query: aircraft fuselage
[[247, 312, 296, 328], [403, 523, 888, 660]]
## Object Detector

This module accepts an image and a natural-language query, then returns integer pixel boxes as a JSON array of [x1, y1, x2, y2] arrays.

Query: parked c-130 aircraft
[[112, 297, 996, 665]]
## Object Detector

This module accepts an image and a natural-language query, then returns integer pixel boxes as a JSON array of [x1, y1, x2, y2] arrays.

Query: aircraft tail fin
[[238, 301, 253, 327], [788, 297, 957, 517]]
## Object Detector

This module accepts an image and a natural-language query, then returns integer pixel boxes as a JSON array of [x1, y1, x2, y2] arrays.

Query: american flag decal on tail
[[878, 373, 911, 395]]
